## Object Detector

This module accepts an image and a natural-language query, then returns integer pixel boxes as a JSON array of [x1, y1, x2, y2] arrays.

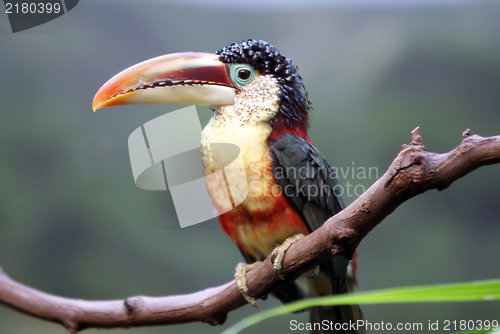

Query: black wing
[[269, 133, 344, 232], [269, 133, 348, 294]]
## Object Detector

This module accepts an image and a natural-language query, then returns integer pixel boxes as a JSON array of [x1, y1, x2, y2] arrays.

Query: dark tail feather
[[310, 304, 365, 334], [309, 256, 366, 334], [272, 281, 307, 304]]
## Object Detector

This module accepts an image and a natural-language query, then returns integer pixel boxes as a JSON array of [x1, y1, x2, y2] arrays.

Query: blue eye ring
[[229, 64, 257, 86]]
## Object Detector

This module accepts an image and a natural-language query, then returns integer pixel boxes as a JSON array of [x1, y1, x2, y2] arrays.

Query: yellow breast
[[200, 113, 278, 213]]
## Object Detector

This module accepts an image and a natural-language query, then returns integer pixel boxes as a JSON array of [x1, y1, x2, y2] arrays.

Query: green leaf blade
[[222, 279, 500, 334]]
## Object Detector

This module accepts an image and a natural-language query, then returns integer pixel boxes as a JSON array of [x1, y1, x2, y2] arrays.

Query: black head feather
[[216, 39, 311, 136]]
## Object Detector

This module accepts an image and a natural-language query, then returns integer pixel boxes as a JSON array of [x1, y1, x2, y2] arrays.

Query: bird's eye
[[229, 64, 257, 86], [237, 68, 251, 81]]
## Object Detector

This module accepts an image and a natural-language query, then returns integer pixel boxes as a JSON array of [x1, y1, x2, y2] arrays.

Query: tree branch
[[1, 129, 499, 333]]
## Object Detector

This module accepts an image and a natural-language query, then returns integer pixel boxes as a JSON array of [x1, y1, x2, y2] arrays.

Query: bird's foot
[[271, 233, 306, 280], [235, 262, 261, 307]]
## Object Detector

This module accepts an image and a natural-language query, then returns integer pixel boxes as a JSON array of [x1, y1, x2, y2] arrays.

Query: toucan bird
[[93, 39, 364, 333]]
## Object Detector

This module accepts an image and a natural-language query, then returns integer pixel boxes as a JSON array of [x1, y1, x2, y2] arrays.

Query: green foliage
[[460, 329, 500, 334], [223, 280, 500, 334]]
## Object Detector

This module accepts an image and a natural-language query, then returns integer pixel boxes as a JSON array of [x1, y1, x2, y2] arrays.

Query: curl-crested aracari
[[93, 39, 363, 333]]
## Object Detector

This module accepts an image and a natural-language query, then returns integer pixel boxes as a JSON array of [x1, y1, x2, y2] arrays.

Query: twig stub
[[411, 127, 423, 146]]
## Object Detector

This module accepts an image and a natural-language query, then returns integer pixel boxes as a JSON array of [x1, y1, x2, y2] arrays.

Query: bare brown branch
[[0, 130, 499, 332]]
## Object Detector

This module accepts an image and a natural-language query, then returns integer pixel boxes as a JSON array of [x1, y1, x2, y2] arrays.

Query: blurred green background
[[1, 1, 499, 333]]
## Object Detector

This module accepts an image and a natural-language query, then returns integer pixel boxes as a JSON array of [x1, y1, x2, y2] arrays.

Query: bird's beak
[[92, 52, 236, 111]]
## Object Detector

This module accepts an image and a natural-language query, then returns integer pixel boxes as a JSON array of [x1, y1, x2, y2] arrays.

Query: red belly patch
[[218, 191, 309, 260]]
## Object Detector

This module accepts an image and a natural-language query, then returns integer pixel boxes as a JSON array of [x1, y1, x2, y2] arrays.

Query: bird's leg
[[271, 233, 306, 280], [235, 262, 261, 307], [235, 234, 306, 306]]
